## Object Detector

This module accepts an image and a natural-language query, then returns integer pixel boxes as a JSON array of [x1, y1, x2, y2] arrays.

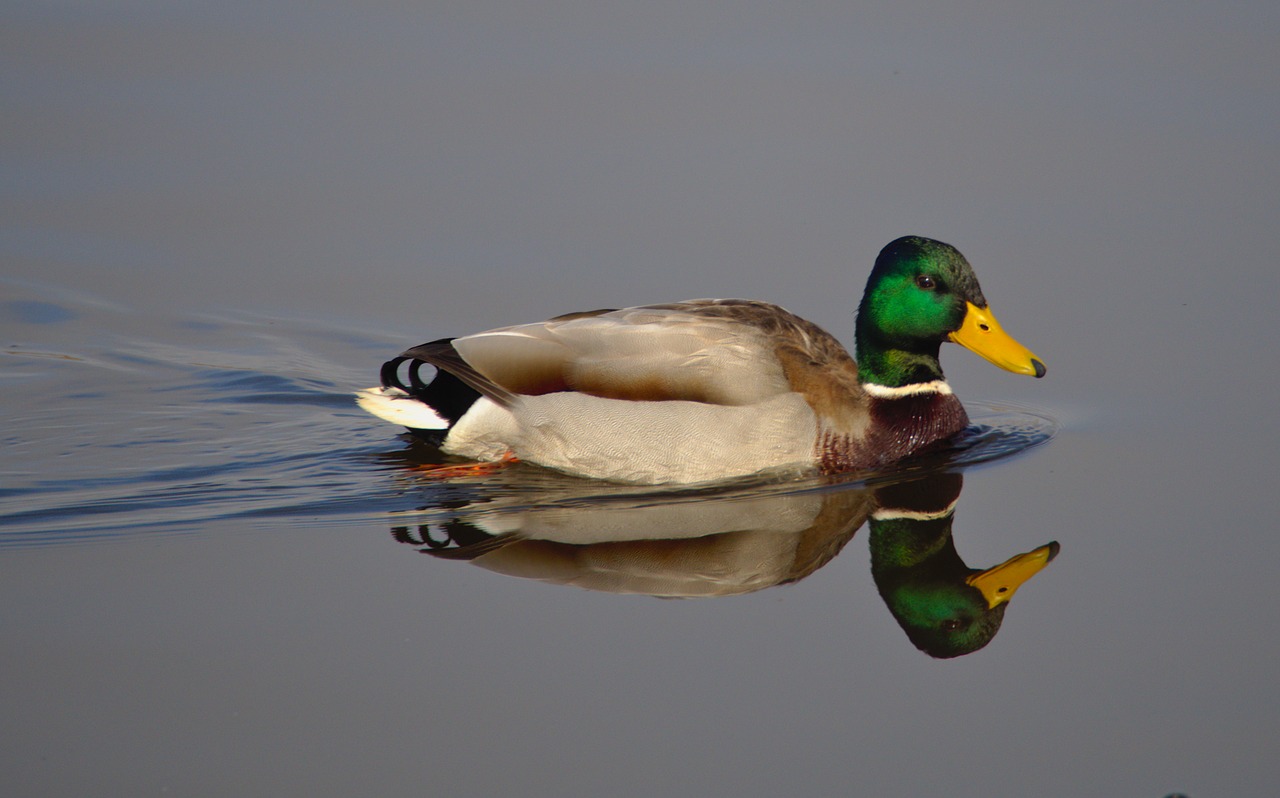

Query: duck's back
[[451, 299, 859, 408]]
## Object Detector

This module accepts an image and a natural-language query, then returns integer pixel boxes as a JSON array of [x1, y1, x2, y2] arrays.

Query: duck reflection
[[390, 470, 1056, 658], [867, 474, 1058, 658]]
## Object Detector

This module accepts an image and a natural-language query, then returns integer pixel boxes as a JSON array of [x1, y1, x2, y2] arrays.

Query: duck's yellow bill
[[948, 302, 1046, 378], [966, 541, 1059, 609]]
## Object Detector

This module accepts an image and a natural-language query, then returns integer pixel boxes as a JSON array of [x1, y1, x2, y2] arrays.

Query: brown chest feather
[[817, 393, 969, 473]]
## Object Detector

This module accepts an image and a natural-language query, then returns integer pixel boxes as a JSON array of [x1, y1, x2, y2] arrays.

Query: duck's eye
[[915, 274, 936, 290], [941, 618, 964, 632]]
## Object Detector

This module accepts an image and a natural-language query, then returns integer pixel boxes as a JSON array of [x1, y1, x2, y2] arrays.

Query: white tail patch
[[355, 386, 449, 430]]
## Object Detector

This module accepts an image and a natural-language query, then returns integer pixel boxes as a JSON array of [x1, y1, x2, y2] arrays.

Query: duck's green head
[[856, 236, 1046, 387]]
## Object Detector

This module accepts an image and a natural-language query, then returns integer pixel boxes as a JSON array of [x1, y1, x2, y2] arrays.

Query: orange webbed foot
[[410, 451, 519, 480]]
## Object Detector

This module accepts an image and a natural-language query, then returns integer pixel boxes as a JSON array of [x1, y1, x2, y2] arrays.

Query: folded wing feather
[[451, 301, 799, 406]]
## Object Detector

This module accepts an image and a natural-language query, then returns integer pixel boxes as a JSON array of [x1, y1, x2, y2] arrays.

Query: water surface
[[4, 3, 1278, 796]]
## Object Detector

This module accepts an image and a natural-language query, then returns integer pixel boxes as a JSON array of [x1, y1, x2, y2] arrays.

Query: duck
[[356, 236, 1045, 484]]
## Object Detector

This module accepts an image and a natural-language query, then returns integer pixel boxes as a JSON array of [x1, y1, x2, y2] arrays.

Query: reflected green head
[[885, 582, 1008, 659]]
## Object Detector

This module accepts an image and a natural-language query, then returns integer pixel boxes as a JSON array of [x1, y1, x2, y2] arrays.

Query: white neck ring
[[862, 380, 953, 399]]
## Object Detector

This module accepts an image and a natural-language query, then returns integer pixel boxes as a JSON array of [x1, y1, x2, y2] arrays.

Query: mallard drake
[[357, 236, 1045, 483]]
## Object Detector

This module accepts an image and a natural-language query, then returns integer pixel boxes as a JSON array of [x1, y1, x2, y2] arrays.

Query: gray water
[[3, 3, 1278, 796]]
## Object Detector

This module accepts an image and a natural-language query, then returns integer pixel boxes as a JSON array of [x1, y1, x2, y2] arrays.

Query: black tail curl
[[379, 355, 433, 396], [378, 338, 485, 427]]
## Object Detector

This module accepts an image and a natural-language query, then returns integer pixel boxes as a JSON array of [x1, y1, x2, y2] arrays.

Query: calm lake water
[[3, 3, 1278, 796]]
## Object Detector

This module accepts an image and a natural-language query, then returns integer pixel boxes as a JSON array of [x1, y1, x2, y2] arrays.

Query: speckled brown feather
[[641, 299, 870, 422], [658, 301, 874, 458]]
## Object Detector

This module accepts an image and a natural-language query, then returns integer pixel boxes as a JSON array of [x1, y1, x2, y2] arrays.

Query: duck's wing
[[438, 299, 865, 410]]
